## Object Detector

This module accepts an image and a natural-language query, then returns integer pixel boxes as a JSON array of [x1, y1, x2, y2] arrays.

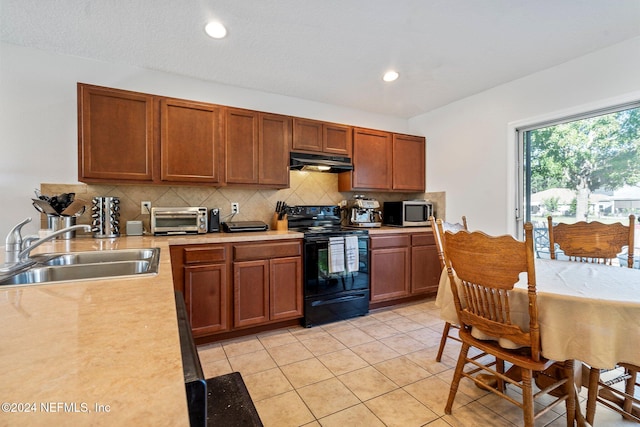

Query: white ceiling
[[2, 0, 640, 118]]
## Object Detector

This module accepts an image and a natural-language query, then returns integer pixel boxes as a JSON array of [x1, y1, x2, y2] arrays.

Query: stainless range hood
[[289, 152, 353, 173]]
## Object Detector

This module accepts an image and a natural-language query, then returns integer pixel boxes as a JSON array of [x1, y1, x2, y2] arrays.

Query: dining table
[[435, 258, 640, 370]]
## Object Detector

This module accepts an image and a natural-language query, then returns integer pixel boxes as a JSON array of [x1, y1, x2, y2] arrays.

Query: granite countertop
[[0, 230, 301, 426]]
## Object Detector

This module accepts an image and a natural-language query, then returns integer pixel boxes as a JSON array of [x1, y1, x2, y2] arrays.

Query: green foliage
[[542, 196, 559, 213], [529, 107, 640, 193]]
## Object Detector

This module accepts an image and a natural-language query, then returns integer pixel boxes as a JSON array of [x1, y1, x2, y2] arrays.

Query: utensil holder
[[91, 196, 120, 238], [46, 215, 77, 239]]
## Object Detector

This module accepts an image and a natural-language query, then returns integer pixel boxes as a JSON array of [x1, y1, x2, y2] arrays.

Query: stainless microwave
[[151, 207, 208, 235], [383, 200, 433, 227]]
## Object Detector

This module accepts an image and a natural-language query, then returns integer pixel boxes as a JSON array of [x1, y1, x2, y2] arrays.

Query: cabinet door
[[270, 256, 303, 321], [323, 123, 352, 157], [411, 245, 440, 294], [393, 134, 425, 191], [292, 118, 323, 152], [184, 264, 229, 337], [233, 260, 269, 328], [78, 84, 154, 182], [259, 113, 291, 187], [343, 128, 392, 190], [161, 99, 223, 183], [225, 108, 258, 184], [370, 247, 410, 302]]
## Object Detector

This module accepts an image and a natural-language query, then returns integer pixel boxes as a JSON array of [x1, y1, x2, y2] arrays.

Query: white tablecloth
[[436, 259, 640, 369]]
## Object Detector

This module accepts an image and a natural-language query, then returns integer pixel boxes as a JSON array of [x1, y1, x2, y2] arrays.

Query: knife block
[[272, 213, 288, 231]]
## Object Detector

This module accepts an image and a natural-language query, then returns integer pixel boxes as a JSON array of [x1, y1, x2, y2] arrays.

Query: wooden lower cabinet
[[370, 232, 439, 304], [410, 233, 441, 294], [170, 244, 230, 338], [370, 234, 411, 302], [270, 257, 303, 321], [184, 263, 229, 336], [233, 241, 303, 328], [170, 239, 302, 340], [233, 260, 269, 328]]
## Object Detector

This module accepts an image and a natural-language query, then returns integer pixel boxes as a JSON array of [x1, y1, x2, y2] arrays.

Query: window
[[516, 102, 640, 245]]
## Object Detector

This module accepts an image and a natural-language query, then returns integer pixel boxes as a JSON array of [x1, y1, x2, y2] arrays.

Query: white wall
[[410, 36, 640, 236], [0, 42, 408, 240]]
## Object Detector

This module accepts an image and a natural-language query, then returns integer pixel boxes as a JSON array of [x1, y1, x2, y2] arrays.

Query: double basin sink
[[0, 248, 160, 286]]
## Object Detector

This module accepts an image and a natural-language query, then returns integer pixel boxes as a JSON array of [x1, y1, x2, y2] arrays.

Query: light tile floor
[[197, 299, 636, 426]]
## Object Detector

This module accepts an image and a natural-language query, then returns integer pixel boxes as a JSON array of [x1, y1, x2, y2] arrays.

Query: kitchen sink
[[35, 248, 158, 266], [0, 248, 160, 286]]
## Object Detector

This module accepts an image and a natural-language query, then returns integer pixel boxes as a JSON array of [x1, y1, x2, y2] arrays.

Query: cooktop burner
[[286, 205, 367, 236]]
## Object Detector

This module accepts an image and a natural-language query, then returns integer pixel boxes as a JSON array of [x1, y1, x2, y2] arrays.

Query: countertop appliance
[[151, 207, 207, 235], [287, 205, 369, 327], [342, 196, 382, 228], [383, 200, 433, 227]]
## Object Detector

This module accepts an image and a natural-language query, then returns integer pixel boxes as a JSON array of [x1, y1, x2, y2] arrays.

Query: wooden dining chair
[[429, 215, 467, 362], [548, 215, 639, 423], [443, 223, 576, 427], [547, 214, 635, 267]]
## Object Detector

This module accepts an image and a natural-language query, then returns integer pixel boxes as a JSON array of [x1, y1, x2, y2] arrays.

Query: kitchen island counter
[[0, 230, 301, 426]]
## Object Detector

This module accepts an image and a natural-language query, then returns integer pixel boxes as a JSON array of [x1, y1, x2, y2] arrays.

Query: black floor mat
[[206, 372, 263, 427]]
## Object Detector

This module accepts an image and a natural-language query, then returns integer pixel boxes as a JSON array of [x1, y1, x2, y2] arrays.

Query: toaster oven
[[151, 207, 208, 235]]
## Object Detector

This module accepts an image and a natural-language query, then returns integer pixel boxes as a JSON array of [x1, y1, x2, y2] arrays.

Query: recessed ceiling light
[[205, 21, 227, 39], [383, 70, 399, 82]]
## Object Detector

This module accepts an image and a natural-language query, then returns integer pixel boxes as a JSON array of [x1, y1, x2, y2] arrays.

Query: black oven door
[[302, 234, 370, 327], [303, 235, 369, 298]]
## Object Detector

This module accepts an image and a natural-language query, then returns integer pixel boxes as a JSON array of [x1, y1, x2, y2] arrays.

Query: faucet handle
[[6, 218, 32, 246], [5, 218, 32, 264]]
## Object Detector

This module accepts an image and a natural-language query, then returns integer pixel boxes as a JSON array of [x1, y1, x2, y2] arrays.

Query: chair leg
[[563, 360, 576, 427], [436, 322, 452, 362], [586, 367, 600, 425], [521, 368, 534, 427], [623, 367, 637, 415], [445, 342, 469, 414]]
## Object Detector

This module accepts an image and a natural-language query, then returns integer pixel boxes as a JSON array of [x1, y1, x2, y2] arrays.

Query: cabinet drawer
[[183, 246, 226, 264], [234, 241, 301, 261], [370, 235, 411, 249], [412, 233, 435, 246]]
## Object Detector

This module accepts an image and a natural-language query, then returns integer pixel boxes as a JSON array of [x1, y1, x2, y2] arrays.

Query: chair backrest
[[429, 216, 468, 269], [443, 223, 541, 359], [547, 215, 635, 268]]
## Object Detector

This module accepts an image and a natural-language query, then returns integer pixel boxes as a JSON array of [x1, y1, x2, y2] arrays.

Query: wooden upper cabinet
[[225, 108, 259, 185], [392, 134, 425, 192], [292, 118, 322, 152], [324, 123, 352, 156], [78, 84, 155, 183], [160, 99, 224, 184], [293, 118, 352, 157], [339, 127, 392, 191], [225, 108, 290, 187], [259, 113, 291, 187]]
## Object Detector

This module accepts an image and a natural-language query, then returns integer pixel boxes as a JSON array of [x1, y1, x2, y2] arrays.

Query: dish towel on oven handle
[[329, 237, 345, 273], [344, 235, 359, 273]]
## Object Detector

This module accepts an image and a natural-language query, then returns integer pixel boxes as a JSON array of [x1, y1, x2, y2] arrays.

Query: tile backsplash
[[41, 172, 445, 235]]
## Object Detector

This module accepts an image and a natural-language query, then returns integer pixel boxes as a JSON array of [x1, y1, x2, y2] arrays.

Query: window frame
[[512, 98, 640, 239]]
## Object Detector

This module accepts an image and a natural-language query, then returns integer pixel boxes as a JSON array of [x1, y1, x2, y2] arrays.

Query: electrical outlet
[[141, 201, 151, 214], [231, 202, 239, 215]]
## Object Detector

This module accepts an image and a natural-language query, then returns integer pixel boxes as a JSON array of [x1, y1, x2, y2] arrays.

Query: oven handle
[[310, 294, 368, 307]]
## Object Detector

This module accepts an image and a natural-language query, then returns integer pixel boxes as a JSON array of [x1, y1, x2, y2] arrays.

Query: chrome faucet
[[16, 224, 91, 262], [2, 218, 91, 273]]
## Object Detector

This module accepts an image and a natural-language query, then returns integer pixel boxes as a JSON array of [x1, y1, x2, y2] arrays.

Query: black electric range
[[286, 205, 370, 327]]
